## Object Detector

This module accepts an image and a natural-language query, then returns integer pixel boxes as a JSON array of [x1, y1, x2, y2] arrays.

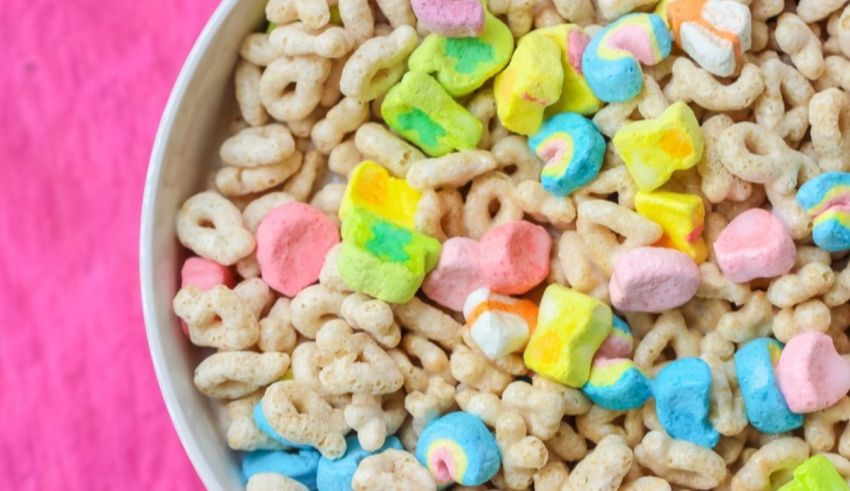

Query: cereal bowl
[[141, 0, 266, 489]]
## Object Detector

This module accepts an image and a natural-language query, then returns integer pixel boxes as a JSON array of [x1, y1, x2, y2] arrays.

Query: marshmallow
[[181, 257, 234, 290], [463, 287, 538, 360], [796, 172, 850, 252], [661, 0, 752, 77], [242, 448, 321, 491], [529, 112, 606, 197], [338, 208, 441, 304], [382, 71, 483, 156], [609, 246, 700, 313], [339, 161, 422, 231], [530, 24, 603, 115], [316, 435, 403, 491], [423, 221, 551, 310], [422, 237, 487, 311], [257, 202, 340, 297], [777, 454, 848, 491], [595, 314, 634, 360], [410, 0, 485, 37], [523, 284, 613, 387], [582, 358, 652, 411], [776, 332, 850, 413], [652, 357, 719, 448], [494, 33, 564, 135], [479, 221, 551, 295], [416, 412, 501, 487], [734, 338, 803, 434], [713, 208, 796, 283], [613, 101, 704, 192], [634, 190, 707, 262], [582, 13, 673, 102], [408, 11, 513, 96]]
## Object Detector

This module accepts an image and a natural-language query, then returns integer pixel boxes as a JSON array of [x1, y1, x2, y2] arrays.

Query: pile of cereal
[[171, 0, 850, 489]]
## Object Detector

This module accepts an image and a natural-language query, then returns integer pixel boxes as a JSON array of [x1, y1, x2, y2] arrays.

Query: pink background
[[1, 0, 219, 489]]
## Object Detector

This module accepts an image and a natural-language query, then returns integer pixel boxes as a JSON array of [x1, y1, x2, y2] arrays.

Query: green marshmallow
[[778, 455, 848, 491], [382, 71, 483, 157], [338, 208, 441, 304], [408, 11, 514, 97]]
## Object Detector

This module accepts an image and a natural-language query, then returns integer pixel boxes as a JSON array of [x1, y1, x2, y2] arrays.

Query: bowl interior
[[140, 0, 267, 489]]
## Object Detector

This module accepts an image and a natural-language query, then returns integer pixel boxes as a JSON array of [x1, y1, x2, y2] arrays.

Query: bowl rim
[[140, 1, 241, 488]]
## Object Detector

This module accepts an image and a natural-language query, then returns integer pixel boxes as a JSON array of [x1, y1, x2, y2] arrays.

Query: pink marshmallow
[[480, 221, 551, 295], [179, 257, 234, 335], [713, 208, 796, 283], [256, 202, 340, 297], [181, 257, 234, 290], [609, 247, 700, 313], [422, 237, 486, 311], [411, 0, 485, 37], [776, 332, 850, 413]]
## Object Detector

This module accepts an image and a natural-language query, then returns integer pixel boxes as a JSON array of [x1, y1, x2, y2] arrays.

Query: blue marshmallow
[[243, 448, 322, 490], [316, 435, 403, 491], [652, 357, 719, 448], [735, 337, 803, 433], [416, 412, 501, 487]]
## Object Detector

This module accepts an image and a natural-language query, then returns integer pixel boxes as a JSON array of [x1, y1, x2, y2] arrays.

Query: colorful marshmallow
[[338, 162, 441, 303], [422, 237, 488, 311], [613, 101, 704, 192], [415, 412, 501, 487], [609, 246, 700, 313], [582, 13, 672, 102], [493, 33, 564, 135], [257, 202, 340, 297], [530, 24, 603, 115], [339, 161, 423, 230], [410, 0, 485, 37], [316, 435, 403, 491], [523, 284, 612, 387], [660, 0, 752, 77], [463, 287, 538, 360], [652, 357, 719, 448], [382, 71, 483, 157], [595, 314, 634, 360], [776, 332, 850, 414], [423, 221, 551, 310], [796, 172, 850, 252], [181, 257, 234, 290], [734, 338, 803, 434], [339, 208, 441, 304], [479, 221, 552, 295], [634, 190, 707, 262], [713, 208, 796, 283], [777, 454, 849, 491], [242, 448, 322, 491], [582, 358, 652, 411], [408, 11, 513, 97], [528, 112, 606, 197]]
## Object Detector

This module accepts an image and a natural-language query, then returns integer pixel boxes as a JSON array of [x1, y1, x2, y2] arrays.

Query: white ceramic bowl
[[140, 1, 267, 489]]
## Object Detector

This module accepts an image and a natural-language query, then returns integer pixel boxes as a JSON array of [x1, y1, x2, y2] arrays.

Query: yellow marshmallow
[[635, 190, 708, 263], [339, 161, 422, 230]]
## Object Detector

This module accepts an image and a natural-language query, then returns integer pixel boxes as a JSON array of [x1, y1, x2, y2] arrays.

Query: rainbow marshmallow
[[595, 314, 634, 360], [416, 412, 501, 487], [582, 357, 652, 410], [582, 13, 672, 102], [529, 112, 605, 197], [796, 172, 850, 252], [463, 287, 538, 360]]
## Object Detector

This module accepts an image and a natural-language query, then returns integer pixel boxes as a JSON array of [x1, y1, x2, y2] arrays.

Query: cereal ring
[[176, 192, 255, 266]]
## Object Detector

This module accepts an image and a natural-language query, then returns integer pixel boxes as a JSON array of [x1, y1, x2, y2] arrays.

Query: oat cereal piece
[[260, 57, 331, 122], [352, 449, 436, 491], [269, 22, 354, 59], [194, 351, 290, 400], [173, 285, 259, 350], [290, 284, 346, 338], [353, 122, 424, 177], [215, 153, 303, 197], [407, 151, 497, 190], [343, 392, 406, 451], [226, 393, 284, 451], [730, 437, 809, 491], [176, 192, 255, 266], [563, 434, 633, 491], [311, 97, 370, 154], [235, 60, 268, 127], [775, 13, 824, 80], [339, 26, 419, 102], [635, 431, 727, 490]]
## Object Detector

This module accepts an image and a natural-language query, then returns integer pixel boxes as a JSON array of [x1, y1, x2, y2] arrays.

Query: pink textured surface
[[1, 1, 217, 489]]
